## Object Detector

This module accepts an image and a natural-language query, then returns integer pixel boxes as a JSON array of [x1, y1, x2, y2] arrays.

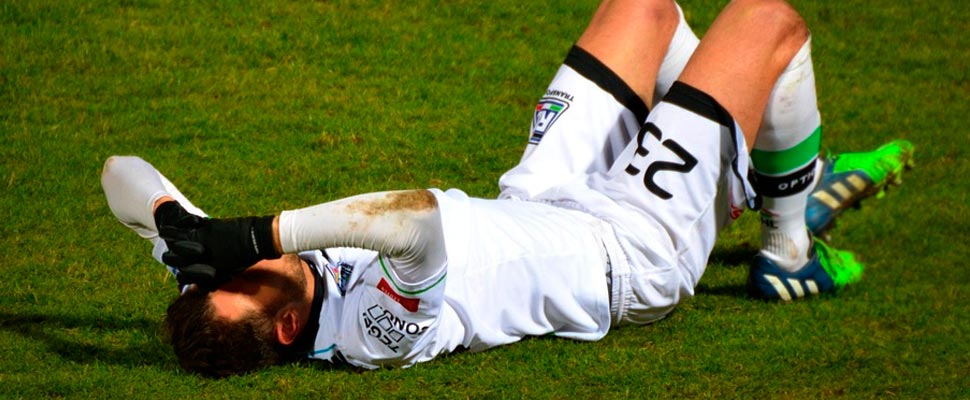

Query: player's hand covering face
[[154, 201, 281, 289]]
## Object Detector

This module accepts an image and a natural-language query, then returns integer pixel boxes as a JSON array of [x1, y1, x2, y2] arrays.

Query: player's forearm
[[276, 190, 446, 268]]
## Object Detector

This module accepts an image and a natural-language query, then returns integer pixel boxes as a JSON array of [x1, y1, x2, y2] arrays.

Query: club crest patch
[[530, 96, 571, 144], [335, 261, 354, 295]]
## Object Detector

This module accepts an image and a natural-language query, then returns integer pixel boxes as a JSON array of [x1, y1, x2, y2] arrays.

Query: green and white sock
[[752, 39, 820, 272]]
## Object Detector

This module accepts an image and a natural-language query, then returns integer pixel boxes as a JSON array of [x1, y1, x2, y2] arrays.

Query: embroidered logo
[[530, 95, 571, 144]]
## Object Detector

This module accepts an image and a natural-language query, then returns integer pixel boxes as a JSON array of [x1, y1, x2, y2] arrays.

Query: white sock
[[752, 39, 820, 272]]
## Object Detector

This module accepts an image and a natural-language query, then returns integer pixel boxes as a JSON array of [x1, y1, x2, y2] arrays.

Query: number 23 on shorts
[[624, 122, 698, 200]]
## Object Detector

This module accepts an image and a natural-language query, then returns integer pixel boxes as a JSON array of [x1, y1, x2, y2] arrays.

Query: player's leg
[[672, 0, 869, 300], [743, 37, 857, 298], [650, 0, 813, 263], [748, 29, 821, 272], [599, 0, 839, 311], [499, 0, 698, 200], [576, 0, 693, 107], [677, 0, 809, 142]]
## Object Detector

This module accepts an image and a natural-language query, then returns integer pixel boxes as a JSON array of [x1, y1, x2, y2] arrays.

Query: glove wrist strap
[[251, 215, 281, 259]]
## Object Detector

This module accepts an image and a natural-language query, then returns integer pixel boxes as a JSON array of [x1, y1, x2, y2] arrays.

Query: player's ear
[[274, 306, 302, 345]]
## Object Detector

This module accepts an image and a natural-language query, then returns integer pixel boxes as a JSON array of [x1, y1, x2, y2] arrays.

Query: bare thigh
[[677, 0, 809, 147], [576, 0, 681, 106]]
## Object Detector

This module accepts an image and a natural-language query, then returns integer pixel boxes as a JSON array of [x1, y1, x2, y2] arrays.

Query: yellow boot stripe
[[812, 191, 841, 209], [764, 275, 792, 301], [832, 182, 852, 199], [847, 174, 868, 191]]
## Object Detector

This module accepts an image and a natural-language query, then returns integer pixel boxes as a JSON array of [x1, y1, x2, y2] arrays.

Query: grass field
[[2, 0, 968, 398]]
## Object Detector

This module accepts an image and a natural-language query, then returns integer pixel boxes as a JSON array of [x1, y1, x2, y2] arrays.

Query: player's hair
[[164, 289, 290, 378]]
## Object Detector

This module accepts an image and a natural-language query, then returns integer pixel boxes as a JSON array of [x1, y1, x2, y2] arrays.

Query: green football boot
[[749, 238, 865, 301], [807, 140, 915, 238]]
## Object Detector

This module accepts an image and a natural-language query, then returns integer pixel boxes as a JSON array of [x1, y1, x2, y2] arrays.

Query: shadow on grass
[[695, 243, 759, 299], [0, 310, 174, 369], [297, 358, 361, 374], [694, 282, 749, 298], [708, 242, 758, 268]]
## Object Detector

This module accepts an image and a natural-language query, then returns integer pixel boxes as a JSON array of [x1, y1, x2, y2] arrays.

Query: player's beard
[[233, 253, 310, 323], [261, 254, 309, 315]]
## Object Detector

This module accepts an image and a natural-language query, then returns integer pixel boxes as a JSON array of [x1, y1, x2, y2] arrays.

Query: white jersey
[[302, 188, 614, 369]]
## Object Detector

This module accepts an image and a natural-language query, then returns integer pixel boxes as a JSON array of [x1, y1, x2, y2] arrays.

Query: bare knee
[[584, 0, 680, 35], [725, 0, 809, 60], [731, 0, 809, 51], [634, 0, 680, 27]]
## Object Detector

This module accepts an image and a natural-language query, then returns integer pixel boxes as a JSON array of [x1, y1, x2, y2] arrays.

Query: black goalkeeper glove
[[154, 201, 281, 288], [153, 202, 217, 287]]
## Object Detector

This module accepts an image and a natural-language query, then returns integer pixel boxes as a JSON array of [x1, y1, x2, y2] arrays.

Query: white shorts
[[500, 47, 757, 325], [499, 46, 650, 201]]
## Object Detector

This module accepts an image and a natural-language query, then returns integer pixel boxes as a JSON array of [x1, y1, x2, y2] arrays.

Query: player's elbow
[[100, 155, 121, 183]]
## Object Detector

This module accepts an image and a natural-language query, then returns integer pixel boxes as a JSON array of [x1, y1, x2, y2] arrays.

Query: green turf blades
[[814, 239, 864, 289]]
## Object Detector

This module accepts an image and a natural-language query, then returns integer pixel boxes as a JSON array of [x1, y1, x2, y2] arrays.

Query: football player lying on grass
[[103, 0, 913, 377]]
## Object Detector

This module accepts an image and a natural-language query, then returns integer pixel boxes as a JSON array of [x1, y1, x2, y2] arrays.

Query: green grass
[[2, 0, 968, 397]]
